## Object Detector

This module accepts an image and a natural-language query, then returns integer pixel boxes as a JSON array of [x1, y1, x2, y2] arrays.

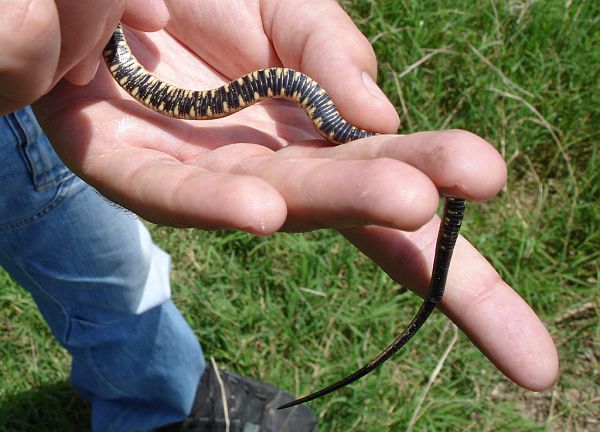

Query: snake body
[[103, 24, 466, 409]]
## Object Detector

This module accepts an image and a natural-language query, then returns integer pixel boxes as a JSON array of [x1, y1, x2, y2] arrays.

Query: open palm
[[34, 0, 557, 392]]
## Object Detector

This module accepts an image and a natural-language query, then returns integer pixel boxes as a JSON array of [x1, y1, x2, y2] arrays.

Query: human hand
[[34, 0, 558, 391], [0, 0, 170, 114]]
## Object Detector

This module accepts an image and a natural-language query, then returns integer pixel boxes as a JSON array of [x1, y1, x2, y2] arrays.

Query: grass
[[1, 0, 599, 430]]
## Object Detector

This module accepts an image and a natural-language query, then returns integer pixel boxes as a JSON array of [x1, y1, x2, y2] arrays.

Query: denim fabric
[[0, 107, 205, 431]]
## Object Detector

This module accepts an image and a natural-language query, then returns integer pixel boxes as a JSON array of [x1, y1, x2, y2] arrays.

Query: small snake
[[103, 24, 466, 409]]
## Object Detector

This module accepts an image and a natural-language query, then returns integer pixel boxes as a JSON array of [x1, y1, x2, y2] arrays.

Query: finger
[[262, 0, 400, 133], [165, 1, 281, 77], [63, 0, 171, 86], [122, 0, 171, 31], [0, 0, 170, 109], [341, 223, 559, 391], [84, 148, 288, 233], [192, 144, 440, 232], [56, 0, 126, 86], [0, 0, 60, 113], [33, 96, 288, 234], [281, 130, 508, 201]]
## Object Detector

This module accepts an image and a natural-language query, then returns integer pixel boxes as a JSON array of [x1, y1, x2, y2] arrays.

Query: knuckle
[[465, 272, 506, 312], [358, 158, 438, 229]]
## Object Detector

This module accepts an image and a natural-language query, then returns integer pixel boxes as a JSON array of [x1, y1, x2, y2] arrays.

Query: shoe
[[157, 366, 319, 432]]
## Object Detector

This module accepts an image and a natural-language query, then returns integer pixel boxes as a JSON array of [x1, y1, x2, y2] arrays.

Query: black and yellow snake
[[103, 24, 466, 409]]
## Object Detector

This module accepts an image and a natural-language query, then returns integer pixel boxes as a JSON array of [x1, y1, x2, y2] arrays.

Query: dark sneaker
[[157, 367, 319, 432]]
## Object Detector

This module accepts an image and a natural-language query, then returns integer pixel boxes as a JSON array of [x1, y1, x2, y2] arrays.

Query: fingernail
[[152, 0, 171, 25], [362, 72, 388, 102]]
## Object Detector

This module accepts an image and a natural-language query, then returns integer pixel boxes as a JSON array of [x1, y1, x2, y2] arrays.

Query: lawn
[[1, 1, 598, 431]]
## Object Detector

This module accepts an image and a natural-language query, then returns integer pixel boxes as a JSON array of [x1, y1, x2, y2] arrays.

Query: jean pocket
[[0, 107, 76, 230], [9, 106, 73, 192]]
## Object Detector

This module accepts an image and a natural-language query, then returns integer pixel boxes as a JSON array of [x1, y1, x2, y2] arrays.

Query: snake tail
[[278, 197, 465, 409]]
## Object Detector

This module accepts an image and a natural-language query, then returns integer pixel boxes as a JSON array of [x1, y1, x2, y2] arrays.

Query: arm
[[34, 0, 558, 392]]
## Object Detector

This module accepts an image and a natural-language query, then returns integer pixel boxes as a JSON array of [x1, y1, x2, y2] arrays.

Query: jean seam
[[0, 176, 75, 234], [2, 251, 152, 424], [9, 108, 72, 191], [81, 346, 139, 402], [5, 111, 36, 176], [3, 274, 142, 406], [33, 170, 73, 192], [106, 400, 149, 432], [0, 250, 72, 343]]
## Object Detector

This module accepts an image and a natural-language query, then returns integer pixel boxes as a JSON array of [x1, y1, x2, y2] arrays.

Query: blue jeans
[[0, 107, 205, 431]]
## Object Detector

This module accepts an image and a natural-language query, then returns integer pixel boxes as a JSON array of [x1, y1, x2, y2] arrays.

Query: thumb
[[121, 0, 171, 31], [263, 0, 400, 133], [63, 0, 170, 86]]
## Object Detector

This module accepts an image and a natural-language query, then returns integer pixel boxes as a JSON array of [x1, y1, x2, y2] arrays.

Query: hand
[[0, 0, 170, 114], [34, 0, 558, 391]]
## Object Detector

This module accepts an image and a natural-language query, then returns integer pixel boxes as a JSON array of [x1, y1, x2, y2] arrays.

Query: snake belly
[[103, 24, 466, 409]]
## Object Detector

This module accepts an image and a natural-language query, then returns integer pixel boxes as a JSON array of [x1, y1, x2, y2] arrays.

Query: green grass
[[1, 0, 599, 430]]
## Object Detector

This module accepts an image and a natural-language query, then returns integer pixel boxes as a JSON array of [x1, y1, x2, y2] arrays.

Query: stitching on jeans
[[4, 112, 35, 176], [0, 176, 75, 234], [83, 346, 139, 401], [106, 400, 155, 432], [9, 108, 72, 191]]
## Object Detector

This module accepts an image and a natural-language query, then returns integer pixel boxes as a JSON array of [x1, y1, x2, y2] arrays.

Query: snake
[[103, 24, 466, 410]]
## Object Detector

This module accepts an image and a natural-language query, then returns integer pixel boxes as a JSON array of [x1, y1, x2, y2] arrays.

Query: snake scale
[[103, 24, 466, 410]]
